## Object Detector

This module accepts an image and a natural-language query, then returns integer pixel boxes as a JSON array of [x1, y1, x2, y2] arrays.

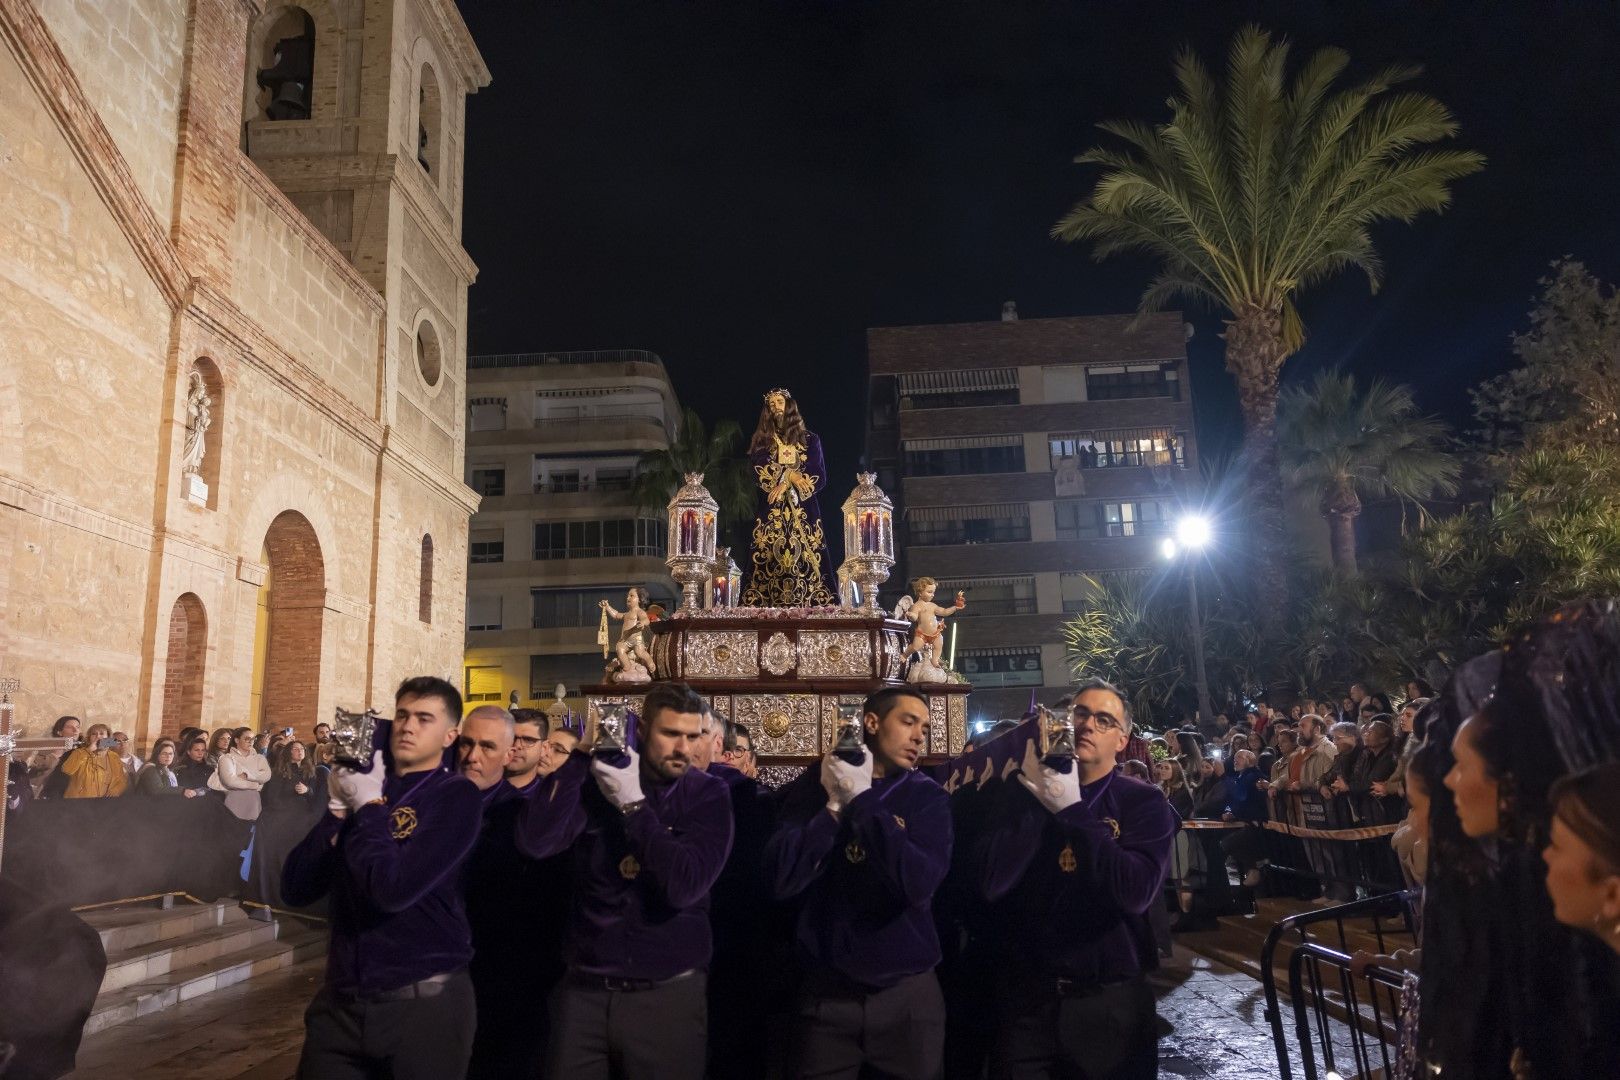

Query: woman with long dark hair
[[1545, 762, 1620, 956], [206, 728, 234, 770], [1413, 668, 1510, 1079], [133, 739, 184, 797], [173, 734, 213, 794], [248, 739, 328, 918], [1424, 602, 1620, 1078]]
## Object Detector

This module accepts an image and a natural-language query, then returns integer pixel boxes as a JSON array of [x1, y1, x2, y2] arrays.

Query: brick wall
[[159, 593, 206, 736]]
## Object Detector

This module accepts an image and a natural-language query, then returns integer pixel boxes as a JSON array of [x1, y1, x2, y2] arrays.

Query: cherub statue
[[892, 576, 965, 683], [600, 587, 656, 683]]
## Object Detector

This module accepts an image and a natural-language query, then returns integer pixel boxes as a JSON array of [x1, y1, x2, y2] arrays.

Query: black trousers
[[467, 962, 557, 1080], [1221, 824, 1267, 875], [791, 970, 945, 1080], [297, 970, 476, 1080], [547, 970, 707, 1080], [708, 952, 772, 1080], [991, 977, 1157, 1080]]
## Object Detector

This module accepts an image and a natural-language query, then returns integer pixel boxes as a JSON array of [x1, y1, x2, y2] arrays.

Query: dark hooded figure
[[1421, 601, 1620, 1079]]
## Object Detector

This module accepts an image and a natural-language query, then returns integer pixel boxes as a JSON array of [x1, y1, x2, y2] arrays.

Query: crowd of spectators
[[14, 719, 344, 808], [1126, 681, 1433, 924]]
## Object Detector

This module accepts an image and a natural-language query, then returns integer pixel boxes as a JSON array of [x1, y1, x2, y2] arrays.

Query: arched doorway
[[252, 510, 325, 734], [160, 593, 207, 736]]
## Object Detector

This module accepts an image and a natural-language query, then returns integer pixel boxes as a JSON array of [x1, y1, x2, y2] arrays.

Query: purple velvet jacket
[[765, 763, 953, 990], [978, 771, 1176, 986], [282, 768, 483, 996], [465, 776, 569, 987], [518, 752, 733, 980]]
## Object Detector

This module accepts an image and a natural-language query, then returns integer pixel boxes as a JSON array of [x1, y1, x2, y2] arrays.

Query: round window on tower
[[416, 319, 442, 387]]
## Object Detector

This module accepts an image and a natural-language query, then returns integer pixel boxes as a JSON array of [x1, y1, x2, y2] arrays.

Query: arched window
[[419, 534, 434, 623], [418, 62, 441, 177], [249, 7, 315, 123]]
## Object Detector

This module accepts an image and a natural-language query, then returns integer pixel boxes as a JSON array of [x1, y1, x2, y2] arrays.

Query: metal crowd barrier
[[1259, 890, 1418, 1080]]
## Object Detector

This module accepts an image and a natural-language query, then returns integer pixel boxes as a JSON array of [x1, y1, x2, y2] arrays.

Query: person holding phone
[[59, 723, 128, 798]]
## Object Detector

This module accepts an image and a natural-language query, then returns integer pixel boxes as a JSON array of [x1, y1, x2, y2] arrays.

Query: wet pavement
[[1152, 945, 1371, 1078], [68, 944, 1365, 1078]]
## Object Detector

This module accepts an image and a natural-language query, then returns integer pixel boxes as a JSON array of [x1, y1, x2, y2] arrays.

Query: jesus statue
[[740, 388, 837, 607]]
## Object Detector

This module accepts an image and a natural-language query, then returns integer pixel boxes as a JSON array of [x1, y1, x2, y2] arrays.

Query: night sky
[[456, 1, 1620, 488]]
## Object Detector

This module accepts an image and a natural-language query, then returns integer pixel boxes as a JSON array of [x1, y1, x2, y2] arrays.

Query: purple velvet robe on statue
[[747, 430, 838, 604]]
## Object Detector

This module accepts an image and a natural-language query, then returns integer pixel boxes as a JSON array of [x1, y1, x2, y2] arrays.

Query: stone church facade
[[0, 0, 488, 741]]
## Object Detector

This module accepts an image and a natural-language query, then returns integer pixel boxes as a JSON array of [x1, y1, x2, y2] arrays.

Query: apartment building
[[864, 308, 1199, 720], [462, 350, 681, 710]]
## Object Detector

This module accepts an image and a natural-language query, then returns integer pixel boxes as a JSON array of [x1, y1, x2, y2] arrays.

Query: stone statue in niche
[[181, 370, 212, 477]]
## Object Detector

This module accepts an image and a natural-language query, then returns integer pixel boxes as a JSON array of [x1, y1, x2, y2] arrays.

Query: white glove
[[821, 750, 874, 813], [1017, 739, 1081, 815], [329, 751, 387, 813], [591, 749, 646, 809]]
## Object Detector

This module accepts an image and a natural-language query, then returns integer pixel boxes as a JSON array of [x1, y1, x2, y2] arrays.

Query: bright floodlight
[[1160, 537, 1178, 560], [1174, 514, 1213, 550]]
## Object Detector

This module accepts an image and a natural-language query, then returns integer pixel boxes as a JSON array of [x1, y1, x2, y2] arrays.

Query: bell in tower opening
[[257, 10, 314, 121]]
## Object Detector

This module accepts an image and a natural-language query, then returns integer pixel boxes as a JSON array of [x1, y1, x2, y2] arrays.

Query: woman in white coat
[[209, 726, 271, 820]]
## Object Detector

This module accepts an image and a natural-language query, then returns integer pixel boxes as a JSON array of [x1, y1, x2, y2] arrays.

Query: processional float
[[580, 388, 986, 787]]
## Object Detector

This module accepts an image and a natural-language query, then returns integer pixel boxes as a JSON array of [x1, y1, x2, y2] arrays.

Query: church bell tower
[[241, 0, 488, 474]]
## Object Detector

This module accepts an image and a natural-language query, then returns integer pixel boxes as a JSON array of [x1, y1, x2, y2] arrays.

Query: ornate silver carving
[[928, 696, 948, 757], [682, 632, 759, 679], [882, 631, 906, 681], [796, 631, 873, 678], [587, 693, 645, 719], [733, 693, 821, 756], [756, 764, 807, 790], [760, 632, 796, 676], [948, 695, 967, 756], [651, 633, 677, 679]]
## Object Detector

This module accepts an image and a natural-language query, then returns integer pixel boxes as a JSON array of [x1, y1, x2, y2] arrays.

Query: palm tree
[[632, 407, 757, 544], [1053, 25, 1482, 617], [1278, 371, 1460, 574]]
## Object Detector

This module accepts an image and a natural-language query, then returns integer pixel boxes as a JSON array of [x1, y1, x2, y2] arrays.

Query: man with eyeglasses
[[504, 708, 548, 793], [538, 726, 580, 776], [979, 679, 1177, 1079], [722, 721, 758, 779]]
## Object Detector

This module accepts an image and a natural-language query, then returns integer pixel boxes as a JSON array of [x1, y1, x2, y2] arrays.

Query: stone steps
[[78, 899, 326, 1039]]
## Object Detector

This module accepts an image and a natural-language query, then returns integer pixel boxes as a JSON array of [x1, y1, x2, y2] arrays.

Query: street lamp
[[1163, 514, 1215, 731]]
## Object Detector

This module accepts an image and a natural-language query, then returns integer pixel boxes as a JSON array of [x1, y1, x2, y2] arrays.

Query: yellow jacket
[[60, 748, 129, 798]]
